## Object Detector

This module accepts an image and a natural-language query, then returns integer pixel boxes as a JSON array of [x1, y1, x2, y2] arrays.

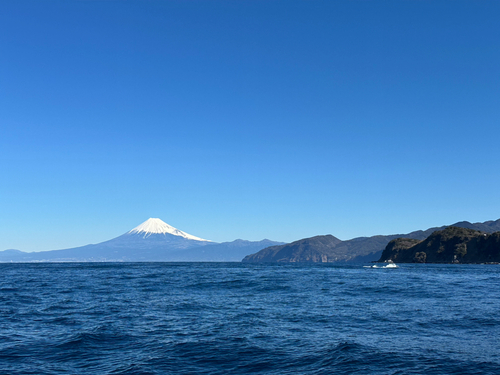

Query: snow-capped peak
[[128, 218, 211, 241]]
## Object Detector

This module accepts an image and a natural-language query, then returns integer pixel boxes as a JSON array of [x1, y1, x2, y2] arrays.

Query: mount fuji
[[0, 218, 284, 262], [128, 218, 211, 241]]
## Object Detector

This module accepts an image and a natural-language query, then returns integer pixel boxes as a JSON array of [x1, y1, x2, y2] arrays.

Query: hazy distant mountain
[[0, 249, 25, 259], [165, 239, 284, 262], [0, 218, 283, 262], [242, 218, 500, 263]]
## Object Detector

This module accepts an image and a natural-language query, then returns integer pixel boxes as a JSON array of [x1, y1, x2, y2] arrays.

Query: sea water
[[0, 262, 499, 374]]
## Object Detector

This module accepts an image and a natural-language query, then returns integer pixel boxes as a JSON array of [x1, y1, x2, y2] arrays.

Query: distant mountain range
[[0, 218, 284, 262], [242, 219, 500, 263], [3, 217, 500, 263]]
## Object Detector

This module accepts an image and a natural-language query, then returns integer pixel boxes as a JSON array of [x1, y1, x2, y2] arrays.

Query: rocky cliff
[[378, 226, 500, 263], [243, 218, 500, 263]]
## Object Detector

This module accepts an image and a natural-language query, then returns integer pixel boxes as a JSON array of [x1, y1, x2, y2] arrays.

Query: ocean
[[0, 262, 499, 374]]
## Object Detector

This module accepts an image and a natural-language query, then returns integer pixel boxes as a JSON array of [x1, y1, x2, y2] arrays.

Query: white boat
[[382, 262, 398, 268]]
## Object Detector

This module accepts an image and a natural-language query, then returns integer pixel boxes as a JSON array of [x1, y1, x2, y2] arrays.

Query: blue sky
[[1, 1, 499, 252]]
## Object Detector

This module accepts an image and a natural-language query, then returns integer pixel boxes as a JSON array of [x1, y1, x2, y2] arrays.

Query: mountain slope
[[0, 218, 282, 262], [242, 235, 343, 263], [379, 226, 500, 263], [243, 218, 500, 263], [165, 239, 285, 262]]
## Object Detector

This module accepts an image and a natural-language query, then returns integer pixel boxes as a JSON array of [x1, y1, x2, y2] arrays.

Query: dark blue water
[[1, 263, 499, 374]]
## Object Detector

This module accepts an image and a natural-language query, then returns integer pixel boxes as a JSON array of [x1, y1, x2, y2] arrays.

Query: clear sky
[[1, 0, 499, 252]]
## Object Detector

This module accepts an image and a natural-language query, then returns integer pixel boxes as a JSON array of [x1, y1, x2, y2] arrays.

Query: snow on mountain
[[128, 218, 211, 242]]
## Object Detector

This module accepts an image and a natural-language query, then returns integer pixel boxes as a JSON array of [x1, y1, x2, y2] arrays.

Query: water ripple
[[0, 263, 499, 374]]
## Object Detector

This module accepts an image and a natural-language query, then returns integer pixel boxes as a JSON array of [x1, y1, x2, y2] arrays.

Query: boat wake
[[364, 261, 398, 269]]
